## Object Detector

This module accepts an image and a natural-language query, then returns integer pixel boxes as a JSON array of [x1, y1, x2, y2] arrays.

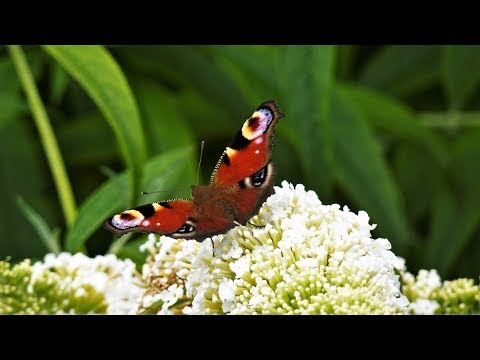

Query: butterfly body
[[104, 101, 283, 241]]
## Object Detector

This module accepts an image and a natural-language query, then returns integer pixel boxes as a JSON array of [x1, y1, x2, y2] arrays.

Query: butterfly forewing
[[104, 200, 196, 238], [210, 100, 283, 187]]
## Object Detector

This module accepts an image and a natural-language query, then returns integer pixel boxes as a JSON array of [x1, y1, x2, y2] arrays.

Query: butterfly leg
[[234, 218, 265, 228], [210, 238, 215, 258], [248, 220, 265, 228]]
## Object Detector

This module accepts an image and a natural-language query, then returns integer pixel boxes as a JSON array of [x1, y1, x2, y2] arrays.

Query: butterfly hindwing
[[187, 161, 277, 240], [230, 161, 277, 224]]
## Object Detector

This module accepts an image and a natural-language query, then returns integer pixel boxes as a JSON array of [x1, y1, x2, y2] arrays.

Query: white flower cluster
[[140, 181, 409, 314], [32, 252, 144, 314], [139, 235, 200, 314], [401, 269, 442, 314]]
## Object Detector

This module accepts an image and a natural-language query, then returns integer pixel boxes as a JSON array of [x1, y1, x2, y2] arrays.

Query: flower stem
[[107, 233, 132, 255], [8, 45, 77, 226]]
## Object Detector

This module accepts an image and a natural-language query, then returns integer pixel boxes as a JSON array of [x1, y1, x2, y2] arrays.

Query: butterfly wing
[[229, 161, 277, 225], [200, 101, 282, 230], [204, 100, 282, 227], [104, 200, 198, 239], [104, 100, 283, 242], [187, 160, 276, 240], [210, 100, 283, 187]]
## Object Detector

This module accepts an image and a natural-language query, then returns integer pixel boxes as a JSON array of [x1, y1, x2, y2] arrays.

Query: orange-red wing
[[230, 162, 276, 224], [210, 100, 283, 187], [191, 162, 276, 234], [104, 100, 283, 242], [104, 200, 195, 238]]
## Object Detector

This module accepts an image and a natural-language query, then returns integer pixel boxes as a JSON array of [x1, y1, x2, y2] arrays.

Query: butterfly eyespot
[[252, 166, 267, 187], [238, 163, 271, 189], [176, 223, 195, 234]]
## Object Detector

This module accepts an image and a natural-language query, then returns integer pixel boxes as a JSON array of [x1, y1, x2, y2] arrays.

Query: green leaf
[[178, 89, 246, 138], [392, 144, 441, 228], [49, 61, 69, 104], [0, 49, 45, 91], [9, 45, 77, 227], [332, 89, 409, 254], [278, 46, 336, 199], [425, 130, 480, 275], [358, 46, 441, 97], [0, 121, 55, 259], [336, 83, 449, 166], [210, 45, 281, 105], [0, 56, 21, 89], [115, 45, 249, 119], [131, 77, 195, 156], [424, 180, 457, 276], [0, 91, 28, 133], [56, 113, 118, 166], [336, 45, 356, 79], [116, 236, 149, 268], [65, 146, 195, 253], [451, 231, 480, 279], [42, 45, 146, 205], [16, 196, 61, 254], [442, 45, 480, 110]]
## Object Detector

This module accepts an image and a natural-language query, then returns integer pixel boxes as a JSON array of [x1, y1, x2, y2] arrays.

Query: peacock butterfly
[[104, 100, 284, 241]]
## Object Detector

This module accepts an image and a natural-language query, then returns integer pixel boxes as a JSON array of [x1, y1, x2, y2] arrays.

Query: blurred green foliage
[[1, 45, 479, 280]]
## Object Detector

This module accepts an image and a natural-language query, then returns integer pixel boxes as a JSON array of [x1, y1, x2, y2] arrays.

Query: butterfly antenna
[[196, 140, 205, 185], [141, 190, 170, 195]]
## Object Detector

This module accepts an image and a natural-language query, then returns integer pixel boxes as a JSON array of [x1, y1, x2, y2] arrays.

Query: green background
[[1, 45, 479, 280]]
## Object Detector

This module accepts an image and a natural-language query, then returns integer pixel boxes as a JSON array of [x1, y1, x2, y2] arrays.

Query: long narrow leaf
[[0, 121, 57, 258], [279, 45, 336, 200], [0, 91, 27, 133], [332, 89, 410, 254], [392, 144, 441, 228], [358, 46, 441, 97], [424, 180, 457, 275], [425, 130, 480, 275], [211, 45, 281, 105], [442, 45, 480, 110], [337, 83, 449, 166], [57, 113, 118, 166], [9, 45, 77, 226], [115, 45, 249, 119], [16, 196, 61, 254], [43, 45, 146, 205], [115, 236, 149, 266], [131, 77, 195, 156]]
